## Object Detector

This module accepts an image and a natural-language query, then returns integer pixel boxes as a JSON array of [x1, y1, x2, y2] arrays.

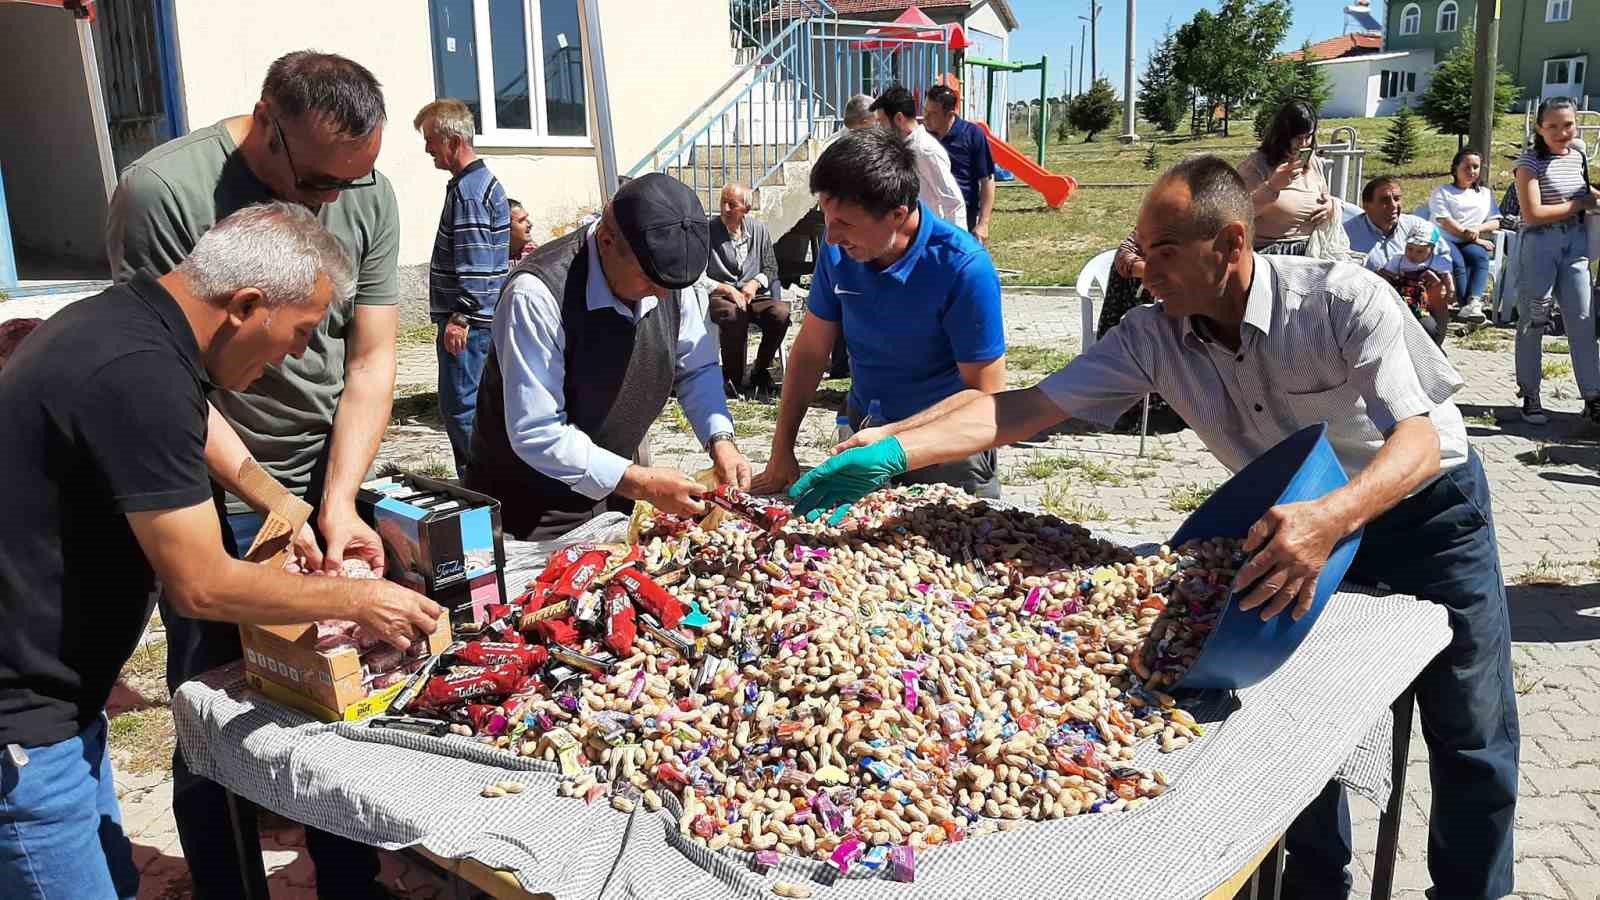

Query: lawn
[[989, 113, 1532, 285]]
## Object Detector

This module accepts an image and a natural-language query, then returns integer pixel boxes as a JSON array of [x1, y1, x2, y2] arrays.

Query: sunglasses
[[272, 116, 376, 193]]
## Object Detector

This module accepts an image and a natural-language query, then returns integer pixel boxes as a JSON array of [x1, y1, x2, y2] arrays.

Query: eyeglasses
[[272, 116, 376, 193]]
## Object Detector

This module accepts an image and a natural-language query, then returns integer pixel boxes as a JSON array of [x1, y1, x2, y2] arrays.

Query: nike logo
[[833, 286, 861, 295]]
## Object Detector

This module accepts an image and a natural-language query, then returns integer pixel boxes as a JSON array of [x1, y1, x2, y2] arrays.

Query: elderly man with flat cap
[[468, 173, 751, 538]]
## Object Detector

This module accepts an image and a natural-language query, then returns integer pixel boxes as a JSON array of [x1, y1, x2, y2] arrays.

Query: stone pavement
[[122, 293, 1600, 899]]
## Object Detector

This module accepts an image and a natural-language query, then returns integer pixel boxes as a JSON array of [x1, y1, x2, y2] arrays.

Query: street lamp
[[1118, 0, 1138, 143]]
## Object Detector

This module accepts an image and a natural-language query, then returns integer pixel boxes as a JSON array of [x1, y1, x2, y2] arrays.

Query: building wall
[[0, 5, 112, 265], [169, 0, 733, 266], [1384, 0, 1600, 105], [1320, 60, 1378, 118], [964, 3, 1011, 140]]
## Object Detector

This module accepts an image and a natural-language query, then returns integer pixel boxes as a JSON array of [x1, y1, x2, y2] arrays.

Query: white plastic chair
[[1076, 249, 1151, 456]]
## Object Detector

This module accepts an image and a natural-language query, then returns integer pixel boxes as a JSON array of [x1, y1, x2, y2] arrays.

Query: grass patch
[[397, 322, 436, 348], [390, 388, 440, 425], [1544, 339, 1570, 355], [1517, 443, 1552, 466], [1040, 483, 1108, 521], [107, 707, 177, 776], [1463, 413, 1498, 427], [1006, 344, 1076, 373], [1167, 481, 1218, 513], [1512, 662, 1543, 696], [659, 401, 693, 434], [1542, 358, 1573, 380], [1008, 452, 1125, 486], [411, 456, 456, 480], [1454, 328, 1510, 352], [1515, 551, 1573, 585]]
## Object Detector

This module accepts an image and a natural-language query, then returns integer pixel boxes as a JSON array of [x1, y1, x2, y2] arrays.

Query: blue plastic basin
[[1166, 423, 1363, 691]]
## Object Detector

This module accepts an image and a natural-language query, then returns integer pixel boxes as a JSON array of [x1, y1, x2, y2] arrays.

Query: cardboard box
[[357, 473, 508, 626], [240, 615, 451, 722]]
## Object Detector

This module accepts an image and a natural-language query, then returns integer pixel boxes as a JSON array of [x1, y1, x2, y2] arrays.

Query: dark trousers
[[435, 321, 494, 478], [707, 293, 790, 387], [164, 495, 382, 900], [1282, 449, 1518, 900], [849, 406, 1000, 499]]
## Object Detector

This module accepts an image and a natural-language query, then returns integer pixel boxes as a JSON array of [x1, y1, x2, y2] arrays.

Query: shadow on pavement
[[1507, 582, 1600, 644]]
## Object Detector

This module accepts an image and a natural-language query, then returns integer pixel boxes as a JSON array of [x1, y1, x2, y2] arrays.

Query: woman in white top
[[1428, 148, 1500, 324], [1512, 96, 1600, 426]]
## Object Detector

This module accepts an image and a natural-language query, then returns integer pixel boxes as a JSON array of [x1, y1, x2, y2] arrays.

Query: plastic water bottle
[[835, 414, 854, 446], [861, 399, 884, 431]]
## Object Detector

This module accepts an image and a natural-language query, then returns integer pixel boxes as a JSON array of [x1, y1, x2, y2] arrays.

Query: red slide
[[976, 122, 1076, 209]]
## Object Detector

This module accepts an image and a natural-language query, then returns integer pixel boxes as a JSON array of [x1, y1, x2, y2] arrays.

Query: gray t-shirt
[[106, 119, 400, 509]]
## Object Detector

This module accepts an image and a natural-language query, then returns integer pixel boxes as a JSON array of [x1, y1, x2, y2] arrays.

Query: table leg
[[1370, 687, 1416, 900], [224, 788, 271, 900]]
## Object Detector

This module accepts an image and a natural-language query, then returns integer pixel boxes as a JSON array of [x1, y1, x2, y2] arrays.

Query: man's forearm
[[1318, 415, 1439, 536], [323, 353, 395, 510], [882, 389, 986, 436], [204, 403, 254, 499], [771, 345, 828, 458], [978, 177, 995, 226], [894, 387, 1066, 470]]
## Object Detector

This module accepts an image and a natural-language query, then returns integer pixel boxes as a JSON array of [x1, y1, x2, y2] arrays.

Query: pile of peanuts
[[475, 485, 1239, 874]]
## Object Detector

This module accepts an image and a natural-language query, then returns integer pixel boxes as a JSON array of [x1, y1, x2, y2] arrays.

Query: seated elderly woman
[[703, 183, 789, 399]]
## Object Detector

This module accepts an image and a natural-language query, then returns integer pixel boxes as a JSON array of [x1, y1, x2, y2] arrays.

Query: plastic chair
[[1076, 249, 1151, 456]]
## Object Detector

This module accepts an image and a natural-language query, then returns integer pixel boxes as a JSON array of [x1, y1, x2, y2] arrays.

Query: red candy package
[[454, 641, 549, 673], [416, 663, 527, 708], [603, 583, 637, 656], [707, 484, 791, 532], [537, 543, 595, 585], [552, 550, 610, 600], [611, 568, 687, 629]]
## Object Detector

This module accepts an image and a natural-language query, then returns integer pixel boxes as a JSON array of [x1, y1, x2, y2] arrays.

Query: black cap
[[610, 173, 710, 290]]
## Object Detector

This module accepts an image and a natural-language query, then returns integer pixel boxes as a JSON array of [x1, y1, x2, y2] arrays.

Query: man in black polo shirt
[[0, 203, 442, 900]]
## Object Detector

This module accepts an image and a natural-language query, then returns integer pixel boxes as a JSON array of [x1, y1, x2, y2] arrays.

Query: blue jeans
[[1446, 237, 1491, 303], [1515, 218, 1598, 400], [164, 505, 381, 900], [0, 717, 138, 900], [436, 321, 493, 478], [1283, 449, 1518, 900]]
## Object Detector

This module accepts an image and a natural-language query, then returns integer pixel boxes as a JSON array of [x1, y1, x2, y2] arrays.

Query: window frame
[[1437, 0, 1458, 32], [1399, 3, 1422, 35], [1543, 54, 1587, 92], [433, 0, 592, 150], [1546, 0, 1572, 22]]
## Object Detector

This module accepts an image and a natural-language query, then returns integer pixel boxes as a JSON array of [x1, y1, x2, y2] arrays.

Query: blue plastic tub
[[1165, 423, 1364, 691]]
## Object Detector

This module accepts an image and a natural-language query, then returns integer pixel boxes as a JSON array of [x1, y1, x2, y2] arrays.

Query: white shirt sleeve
[[912, 132, 968, 229], [673, 284, 736, 444], [491, 273, 632, 499], [1426, 186, 1452, 223]]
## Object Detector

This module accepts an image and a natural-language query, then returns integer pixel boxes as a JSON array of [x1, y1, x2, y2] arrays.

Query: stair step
[[688, 144, 811, 166]]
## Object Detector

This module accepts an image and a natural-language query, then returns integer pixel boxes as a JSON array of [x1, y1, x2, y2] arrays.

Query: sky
[[1002, 0, 1378, 103]]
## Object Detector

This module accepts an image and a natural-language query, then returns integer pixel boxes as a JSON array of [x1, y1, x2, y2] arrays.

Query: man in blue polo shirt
[[751, 127, 1007, 498], [924, 85, 996, 242]]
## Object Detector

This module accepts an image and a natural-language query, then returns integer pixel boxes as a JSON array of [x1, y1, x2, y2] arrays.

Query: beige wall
[[0, 5, 112, 265], [170, 0, 733, 265]]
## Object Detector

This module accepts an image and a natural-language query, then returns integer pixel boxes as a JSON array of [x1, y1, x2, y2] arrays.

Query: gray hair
[[176, 202, 355, 308], [843, 94, 875, 129], [263, 51, 386, 137], [719, 182, 753, 209], [1158, 154, 1256, 245], [413, 98, 476, 145]]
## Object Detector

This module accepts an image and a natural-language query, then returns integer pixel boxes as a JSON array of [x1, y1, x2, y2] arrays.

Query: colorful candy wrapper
[[453, 641, 549, 673], [900, 669, 919, 711], [603, 583, 637, 656], [706, 484, 791, 532], [888, 845, 916, 882], [1023, 585, 1044, 614], [552, 549, 609, 600], [611, 568, 687, 629], [417, 663, 527, 708], [830, 836, 864, 874], [752, 849, 780, 873]]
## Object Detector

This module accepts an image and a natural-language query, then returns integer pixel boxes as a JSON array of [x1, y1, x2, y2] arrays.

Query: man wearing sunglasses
[[105, 51, 398, 900]]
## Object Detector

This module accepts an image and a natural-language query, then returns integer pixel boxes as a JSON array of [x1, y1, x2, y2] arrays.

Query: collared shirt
[[907, 125, 968, 229], [491, 224, 733, 500], [1039, 254, 1468, 480], [1346, 213, 1451, 272], [937, 116, 996, 228], [429, 158, 511, 323]]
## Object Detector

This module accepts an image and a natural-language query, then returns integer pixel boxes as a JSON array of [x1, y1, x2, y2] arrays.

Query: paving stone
[[1514, 857, 1576, 899], [1524, 764, 1600, 798], [1517, 825, 1592, 862], [1516, 793, 1600, 830]]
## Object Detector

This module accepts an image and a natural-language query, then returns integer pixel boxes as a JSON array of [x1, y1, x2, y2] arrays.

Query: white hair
[[413, 98, 476, 145], [843, 94, 875, 129], [720, 182, 753, 209], [176, 202, 355, 308]]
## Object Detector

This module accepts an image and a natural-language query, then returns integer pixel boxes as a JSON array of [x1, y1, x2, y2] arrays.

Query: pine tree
[[1417, 24, 1519, 147], [1380, 104, 1422, 166], [1142, 141, 1161, 171], [1068, 78, 1119, 142], [1253, 40, 1334, 138], [1138, 25, 1190, 134]]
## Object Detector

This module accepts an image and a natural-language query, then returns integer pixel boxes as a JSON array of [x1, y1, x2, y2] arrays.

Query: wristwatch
[[448, 312, 470, 328], [705, 431, 736, 451]]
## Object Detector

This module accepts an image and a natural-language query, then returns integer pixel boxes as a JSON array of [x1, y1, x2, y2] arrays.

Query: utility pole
[[1118, 0, 1138, 142], [1078, 22, 1087, 92], [1090, 2, 1101, 81], [1067, 45, 1075, 99], [1467, 0, 1502, 166]]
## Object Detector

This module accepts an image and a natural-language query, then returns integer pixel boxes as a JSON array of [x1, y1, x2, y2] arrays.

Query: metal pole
[[1038, 56, 1049, 166], [1067, 46, 1075, 98], [580, 0, 620, 201], [1467, 0, 1501, 166], [1078, 24, 1086, 95], [1089, 1, 1100, 82], [986, 66, 996, 129], [1118, 0, 1138, 143]]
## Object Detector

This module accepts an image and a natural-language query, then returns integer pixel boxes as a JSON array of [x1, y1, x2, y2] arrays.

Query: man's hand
[[618, 465, 708, 516], [751, 451, 802, 495], [739, 281, 760, 303], [711, 283, 746, 309], [788, 437, 908, 525], [288, 522, 324, 574], [319, 504, 385, 573], [832, 425, 892, 455], [1232, 499, 1345, 621], [709, 439, 752, 490], [972, 220, 990, 245], [443, 321, 469, 355], [354, 582, 446, 651], [1266, 159, 1300, 192]]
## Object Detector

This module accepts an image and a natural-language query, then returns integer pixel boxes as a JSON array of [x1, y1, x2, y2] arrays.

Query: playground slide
[[975, 122, 1076, 209]]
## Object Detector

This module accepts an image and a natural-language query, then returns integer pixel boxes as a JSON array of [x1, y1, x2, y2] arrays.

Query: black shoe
[[1586, 397, 1600, 426], [749, 368, 776, 400], [1522, 395, 1549, 426], [724, 378, 745, 400]]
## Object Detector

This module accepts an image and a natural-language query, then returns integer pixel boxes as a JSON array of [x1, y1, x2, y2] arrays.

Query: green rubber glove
[[787, 437, 909, 525]]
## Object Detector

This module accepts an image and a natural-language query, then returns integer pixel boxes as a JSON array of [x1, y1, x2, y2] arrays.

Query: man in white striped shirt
[[871, 86, 967, 230], [793, 155, 1518, 900]]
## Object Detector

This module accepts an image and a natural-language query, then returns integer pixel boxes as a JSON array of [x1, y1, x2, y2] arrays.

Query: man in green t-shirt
[[105, 50, 398, 900]]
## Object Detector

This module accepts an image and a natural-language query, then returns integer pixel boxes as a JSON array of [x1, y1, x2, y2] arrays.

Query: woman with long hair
[[1428, 148, 1500, 324], [1512, 96, 1599, 425], [1237, 100, 1338, 254]]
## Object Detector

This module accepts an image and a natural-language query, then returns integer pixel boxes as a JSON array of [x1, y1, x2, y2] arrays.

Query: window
[[1406, 71, 1416, 93], [1437, 0, 1458, 31], [1399, 3, 1422, 34], [427, 0, 589, 146], [1547, 0, 1572, 22]]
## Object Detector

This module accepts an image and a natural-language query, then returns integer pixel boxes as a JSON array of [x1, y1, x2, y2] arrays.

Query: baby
[[1373, 220, 1454, 346]]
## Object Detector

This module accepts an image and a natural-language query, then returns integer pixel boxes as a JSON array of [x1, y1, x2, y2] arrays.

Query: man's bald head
[[1150, 155, 1255, 245], [1135, 155, 1256, 321]]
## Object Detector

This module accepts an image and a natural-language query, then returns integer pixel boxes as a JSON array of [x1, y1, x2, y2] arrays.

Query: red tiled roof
[[1281, 32, 1383, 62]]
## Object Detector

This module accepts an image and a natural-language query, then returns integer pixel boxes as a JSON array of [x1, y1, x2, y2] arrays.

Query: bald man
[[791, 154, 1517, 900], [702, 183, 787, 398]]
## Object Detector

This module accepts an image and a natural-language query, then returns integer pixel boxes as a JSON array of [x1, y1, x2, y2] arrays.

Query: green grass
[[108, 707, 176, 775], [1040, 483, 1108, 521], [1007, 452, 1125, 486], [1517, 443, 1553, 466], [1455, 327, 1511, 352], [397, 322, 436, 348], [1167, 481, 1219, 513], [1545, 339, 1570, 355], [411, 457, 456, 479], [1543, 358, 1574, 380], [1006, 343, 1076, 373], [659, 400, 693, 434], [1463, 413, 1498, 427], [390, 388, 440, 425], [992, 113, 1531, 285]]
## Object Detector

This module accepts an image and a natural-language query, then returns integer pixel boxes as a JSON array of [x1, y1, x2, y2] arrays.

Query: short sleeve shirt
[[938, 117, 996, 226], [0, 277, 212, 746], [105, 119, 401, 509], [806, 204, 1005, 421]]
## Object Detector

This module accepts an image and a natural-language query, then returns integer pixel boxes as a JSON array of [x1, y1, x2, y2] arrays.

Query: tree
[[1417, 24, 1519, 148], [1142, 141, 1161, 172], [1172, 0, 1293, 136], [1253, 40, 1334, 137], [1138, 24, 1190, 134], [1068, 78, 1119, 142], [1380, 104, 1422, 166]]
